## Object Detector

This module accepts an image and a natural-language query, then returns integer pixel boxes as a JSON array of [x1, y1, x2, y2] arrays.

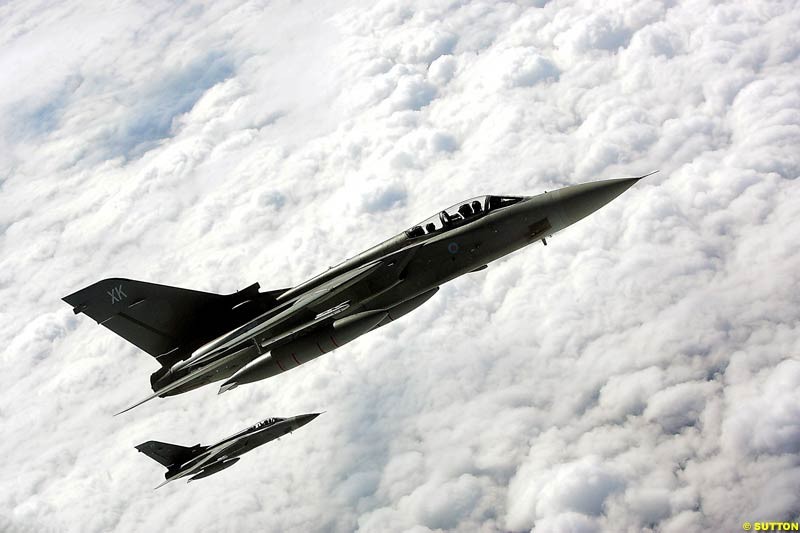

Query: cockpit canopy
[[253, 417, 282, 430], [404, 195, 525, 238]]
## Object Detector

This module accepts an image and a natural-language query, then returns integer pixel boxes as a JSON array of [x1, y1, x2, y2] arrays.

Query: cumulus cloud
[[1, 0, 799, 532]]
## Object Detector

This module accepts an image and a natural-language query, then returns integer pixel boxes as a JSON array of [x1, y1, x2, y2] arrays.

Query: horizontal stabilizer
[[115, 347, 252, 415]]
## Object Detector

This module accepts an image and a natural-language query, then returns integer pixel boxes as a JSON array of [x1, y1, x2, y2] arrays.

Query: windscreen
[[404, 195, 523, 238]]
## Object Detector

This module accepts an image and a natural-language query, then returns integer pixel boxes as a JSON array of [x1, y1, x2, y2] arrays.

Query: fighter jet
[[136, 413, 321, 488], [63, 173, 652, 414]]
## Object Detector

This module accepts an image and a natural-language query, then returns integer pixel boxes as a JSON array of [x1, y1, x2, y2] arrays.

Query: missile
[[372, 287, 439, 329], [219, 311, 388, 393], [187, 458, 240, 482]]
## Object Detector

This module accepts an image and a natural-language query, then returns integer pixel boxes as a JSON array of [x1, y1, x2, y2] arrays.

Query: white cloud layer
[[1, 0, 799, 532]]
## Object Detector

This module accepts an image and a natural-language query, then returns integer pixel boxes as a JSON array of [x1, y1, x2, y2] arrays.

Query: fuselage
[[157, 176, 644, 395]]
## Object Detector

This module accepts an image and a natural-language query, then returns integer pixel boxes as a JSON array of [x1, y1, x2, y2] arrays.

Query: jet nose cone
[[557, 175, 645, 227], [300, 412, 323, 424]]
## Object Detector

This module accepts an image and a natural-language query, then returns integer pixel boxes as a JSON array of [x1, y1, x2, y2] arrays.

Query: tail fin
[[135, 440, 199, 468], [63, 278, 287, 368]]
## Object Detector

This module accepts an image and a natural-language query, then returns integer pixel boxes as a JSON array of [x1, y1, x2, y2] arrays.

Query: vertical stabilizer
[[135, 440, 199, 468]]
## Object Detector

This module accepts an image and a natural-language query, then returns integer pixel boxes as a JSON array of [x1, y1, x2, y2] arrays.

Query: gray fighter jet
[[137, 413, 320, 488], [64, 173, 652, 413]]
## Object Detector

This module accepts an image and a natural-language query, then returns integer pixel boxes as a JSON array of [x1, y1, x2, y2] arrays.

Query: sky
[[1, 0, 799, 531]]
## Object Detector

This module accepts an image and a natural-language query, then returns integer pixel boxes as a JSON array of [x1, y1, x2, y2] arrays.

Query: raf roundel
[[447, 242, 459, 254]]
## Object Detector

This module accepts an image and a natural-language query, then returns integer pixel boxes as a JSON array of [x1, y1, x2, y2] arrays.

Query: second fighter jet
[[136, 413, 321, 488]]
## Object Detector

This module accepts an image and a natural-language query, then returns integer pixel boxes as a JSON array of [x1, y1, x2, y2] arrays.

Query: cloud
[[427, 55, 457, 86], [723, 359, 800, 456], [644, 381, 717, 434], [103, 52, 236, 159], [1, 0, 799, 532]]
